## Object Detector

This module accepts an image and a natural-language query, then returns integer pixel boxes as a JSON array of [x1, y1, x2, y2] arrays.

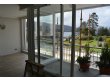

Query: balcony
[[34, 44, 101, 76], [21, 4, 110, 77]]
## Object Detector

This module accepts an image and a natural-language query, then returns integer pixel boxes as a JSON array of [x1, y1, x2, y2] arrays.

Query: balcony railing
[[35, 43, 103, 69], [54, 44, 102, 68]]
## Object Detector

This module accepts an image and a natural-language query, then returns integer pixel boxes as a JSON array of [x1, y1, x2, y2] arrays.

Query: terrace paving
[[0, 53, 100, 77]]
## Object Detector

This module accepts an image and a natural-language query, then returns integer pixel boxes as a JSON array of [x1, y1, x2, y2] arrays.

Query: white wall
[[0, 17, 20, 56], [0, 4, 26, 18]]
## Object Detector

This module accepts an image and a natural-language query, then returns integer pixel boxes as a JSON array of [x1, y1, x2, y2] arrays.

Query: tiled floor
[[0, 53, 99, 77], [45, 61, 99, 77], [0, 53, 27, 77]]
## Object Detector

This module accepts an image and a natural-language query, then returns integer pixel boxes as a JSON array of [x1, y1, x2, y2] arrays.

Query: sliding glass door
[[21, 4, 75, 77], [40, 15, 53, 58]]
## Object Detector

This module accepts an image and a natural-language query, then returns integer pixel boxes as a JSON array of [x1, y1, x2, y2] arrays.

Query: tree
[[81, 27, 88, 35], [88, 12, 99, 28], [81, 21, 88, 35], [82, 21, 87, 28], [87, 12, 99, 36], [97, 27, 110, 36], [76, 27, 80, 32]]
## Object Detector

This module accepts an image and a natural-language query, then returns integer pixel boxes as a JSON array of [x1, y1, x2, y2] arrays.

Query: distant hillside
[[41, 22, 72, 32], [56, 24, 72, 32]]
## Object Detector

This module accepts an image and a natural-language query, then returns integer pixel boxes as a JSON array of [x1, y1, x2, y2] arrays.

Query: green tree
[[97, 27, 110, 36], [87, 12, 99, 36]]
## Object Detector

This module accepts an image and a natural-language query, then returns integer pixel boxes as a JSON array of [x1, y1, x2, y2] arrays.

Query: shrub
[[94, 36, 98, 40], [106, 36, 110, 38], [76, 56, 90, 63], [103, 42, 108, 47], [105, 38, 110, 47], [98, 36, 103, 42], [98, 42, 102, 47], [96, 45, 110, 67], [81, 35, 94, 40]]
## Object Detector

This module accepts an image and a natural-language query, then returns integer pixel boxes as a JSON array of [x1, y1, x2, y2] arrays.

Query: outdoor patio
[[44, 60, 99, 77]]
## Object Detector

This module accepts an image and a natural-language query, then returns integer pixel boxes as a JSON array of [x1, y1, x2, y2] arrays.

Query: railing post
[[79, 9, 82, 56]]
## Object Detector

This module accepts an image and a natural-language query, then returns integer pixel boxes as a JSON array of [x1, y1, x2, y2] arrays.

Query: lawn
[[64, 39, 102, 53], [64, 39, 97, 47]]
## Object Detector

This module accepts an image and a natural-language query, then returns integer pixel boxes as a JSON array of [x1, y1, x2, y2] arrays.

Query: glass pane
[[34, 15, 38, 63], [62, 5, 72, 77], [40, 15, 53, 57], [40, 4, 61, 76]]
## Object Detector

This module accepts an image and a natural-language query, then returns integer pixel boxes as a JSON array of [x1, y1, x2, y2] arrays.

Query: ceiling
[[0, 4, 109, 18], [0, 4, 27, 18]]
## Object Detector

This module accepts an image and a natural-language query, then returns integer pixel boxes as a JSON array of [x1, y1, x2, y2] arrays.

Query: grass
[[41, 37, 102, 53], [64, 39, 102, 53], [64, 39, 97, 47], [80, 40, 97, 47]]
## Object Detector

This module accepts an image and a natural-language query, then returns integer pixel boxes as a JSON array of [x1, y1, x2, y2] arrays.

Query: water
[[25, 32, 72, 56], [64, 32, 71, 37], [34, 39, 53, 56]]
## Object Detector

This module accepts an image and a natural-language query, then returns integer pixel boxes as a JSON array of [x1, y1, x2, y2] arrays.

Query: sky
[[76, 6, 110, 28], [35, 6, 110, 28], [62, 5, 110, 28]]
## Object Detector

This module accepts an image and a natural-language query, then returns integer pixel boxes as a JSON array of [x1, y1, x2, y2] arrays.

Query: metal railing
[[54, 44, 102, 68], [34, 43, 103, 68]]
